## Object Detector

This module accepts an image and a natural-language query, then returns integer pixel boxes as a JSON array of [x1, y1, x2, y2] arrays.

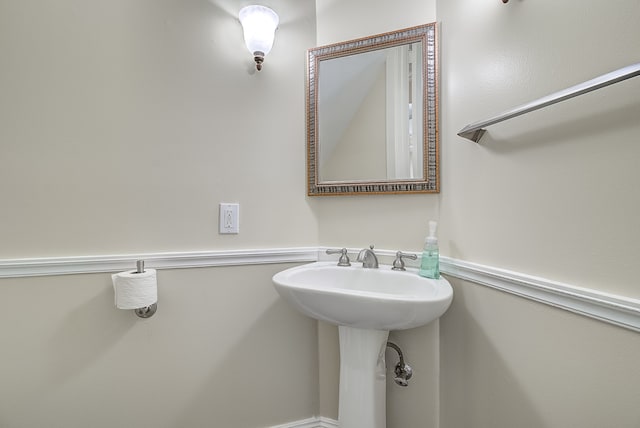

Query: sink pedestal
[[272, 261, 454, 427], [338, 326, 389, 428]]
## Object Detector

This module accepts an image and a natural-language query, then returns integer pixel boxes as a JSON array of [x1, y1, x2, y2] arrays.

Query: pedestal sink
[[272, 261, 453, 428]]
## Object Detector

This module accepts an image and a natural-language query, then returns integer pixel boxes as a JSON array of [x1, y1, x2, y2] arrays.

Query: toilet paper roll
[[112, 269, 158, 310]]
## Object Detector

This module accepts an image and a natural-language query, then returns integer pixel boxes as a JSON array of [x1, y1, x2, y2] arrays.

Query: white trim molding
[[439, 256, 640, 333], [0, 248, 318, 278], [1, 247, 639, 333], [269, 417, 338, 428]]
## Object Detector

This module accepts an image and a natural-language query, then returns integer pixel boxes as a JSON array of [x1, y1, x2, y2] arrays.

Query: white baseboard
[[269, 417, 338, 428]]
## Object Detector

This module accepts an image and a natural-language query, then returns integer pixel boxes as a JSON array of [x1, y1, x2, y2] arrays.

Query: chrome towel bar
[[458, 62, 640, 143]]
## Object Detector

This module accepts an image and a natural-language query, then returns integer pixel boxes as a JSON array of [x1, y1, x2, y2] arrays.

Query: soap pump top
[[425, 220, 438, 247]]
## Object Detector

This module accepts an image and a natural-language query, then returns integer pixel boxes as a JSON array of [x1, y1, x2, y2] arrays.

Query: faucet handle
[[392, 251, 418, 271], [326, 248, 351, 266]]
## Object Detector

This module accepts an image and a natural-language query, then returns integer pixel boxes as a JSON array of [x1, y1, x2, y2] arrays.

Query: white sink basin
[[272, 261, 453, 331]]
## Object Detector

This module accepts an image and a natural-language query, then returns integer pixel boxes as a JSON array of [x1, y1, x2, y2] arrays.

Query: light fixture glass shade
[[239, 5, 279, 70]]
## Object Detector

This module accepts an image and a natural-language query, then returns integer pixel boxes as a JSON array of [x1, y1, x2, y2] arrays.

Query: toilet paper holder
[[132, 260, 157, 319]]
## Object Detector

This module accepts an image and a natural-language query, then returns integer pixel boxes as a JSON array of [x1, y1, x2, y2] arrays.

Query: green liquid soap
[[419, 246, 440, 279], [419, 220, 440, 279]]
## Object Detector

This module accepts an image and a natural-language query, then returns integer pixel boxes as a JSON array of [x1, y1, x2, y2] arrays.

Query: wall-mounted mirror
[[306, 23, 439, 196]]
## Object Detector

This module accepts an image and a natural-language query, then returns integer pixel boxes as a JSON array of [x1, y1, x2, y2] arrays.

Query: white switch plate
[[219, 203, 239, 234]]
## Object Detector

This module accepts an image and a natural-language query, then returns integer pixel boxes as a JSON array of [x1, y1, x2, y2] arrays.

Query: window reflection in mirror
[[318, 42, 423, 182]]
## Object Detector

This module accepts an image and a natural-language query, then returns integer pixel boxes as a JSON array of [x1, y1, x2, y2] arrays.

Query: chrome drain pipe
[[386, 341, 413, 387]]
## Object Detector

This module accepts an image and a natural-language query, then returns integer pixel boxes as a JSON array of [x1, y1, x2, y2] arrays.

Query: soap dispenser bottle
[[419, 221, 440, 279]]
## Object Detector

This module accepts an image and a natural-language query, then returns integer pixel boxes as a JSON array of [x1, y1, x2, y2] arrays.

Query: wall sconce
[[239, 5, 279, 71]]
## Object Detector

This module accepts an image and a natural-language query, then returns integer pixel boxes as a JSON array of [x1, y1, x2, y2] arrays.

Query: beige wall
[[437, 0, 640, 426], [437, 0, 640, 299], [0, 1, 319, 427], [2, 0, 639, 427], [0, 0, 318, 258], [0, 264, 318, 428], [441, 277, 640, 428]]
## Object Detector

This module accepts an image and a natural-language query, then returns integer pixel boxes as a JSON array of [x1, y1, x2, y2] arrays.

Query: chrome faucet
[[357, 245, 379, 268]]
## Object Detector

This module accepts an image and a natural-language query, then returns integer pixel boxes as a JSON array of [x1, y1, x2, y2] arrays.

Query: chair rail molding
[[1, 247, 638, 333], [439, 256, 640, 333], [0, 248, 318, 278]]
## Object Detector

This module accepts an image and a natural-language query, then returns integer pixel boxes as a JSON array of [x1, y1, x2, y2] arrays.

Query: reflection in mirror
[[307, 23, 438, 196], [318, 42, 423, 182]]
